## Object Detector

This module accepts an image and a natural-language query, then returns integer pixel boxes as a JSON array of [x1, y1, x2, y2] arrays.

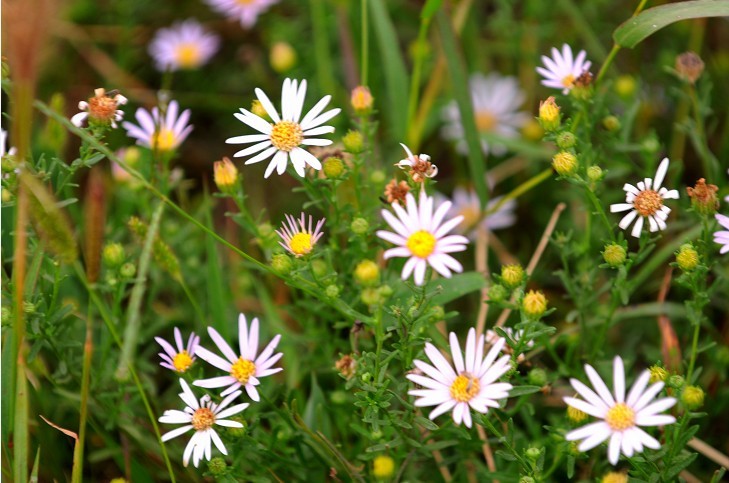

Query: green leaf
[[508, 385, 542, 397], [369, 0, 409, 141], [421, 0, 443, 19], [429, 272, 487, 305], [614, 0, 729, 48], [414, 416, 439, 431], [494, 449, 517, 461], [665, 451, 698, 480], [437, 11, 489, 208]]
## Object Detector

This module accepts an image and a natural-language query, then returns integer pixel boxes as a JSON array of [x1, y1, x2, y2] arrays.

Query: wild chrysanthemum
[[407, 328, 513, 428], [193, 314, 283, 401], [226, 78, 340, 178], [148, 19, 219, 72], [122, 100, 193, 152], [395, 143, 437, 182], [442, 73, 528, 156], [159, 379, 247, 467], [276, 213, 325, 257], [536, 44, 592, 94], [71, 88, 127, 129], [446, 187, 516, 240], [714, 214, 729, 254], [564, 356, 677, 465], [377, 190, 469, 286], [610, 157, 679, 238], [155, 327, 200, 373], [204, 0, 278, 29]]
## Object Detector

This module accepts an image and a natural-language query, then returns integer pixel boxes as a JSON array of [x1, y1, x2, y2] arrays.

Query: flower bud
[[270, 42, 297, 73], [120, 262, 136, 278], [556, 132, 576, 149], [488, 284, 508, 302], [676, 244, 699, 272], [351, 86, 374, 115], [587, 165, 603, 182], [325, 284, 340, 298], [103, 242, 126, 267], [271, 253, 293, 275], [322, 156, 345, 178], [335, 354, 356, 379], [528, 368, 548, 387], [567, 404, 588, 423], [351, 217, 369, 235], [681, 385, 704, 409], [667, 374, 685, 390], [522, 290, 547, 319], [686, 178, 719, 216], [501, 264, 525, 288], [519, 477, 535, 483], [675, 51, 704, 84], [330, 390, 348, 404], [372, 455, 395, 479], [521, 119, 544, 141], [538, 96, 561, 132], [257, 222, 274, 239], [649, 365, 669, 384], [226, 416, 247, 438], [601, 471, 628, 483], [525, 447, 541, 461], [614, 74, 637, 98], [342, 130, 364, 154], [207, 457, 227, 477], [552, 151, 577, 176], [361, 287, 380, 306], [214, 157, 238, 194], [310, 259, 327, 278], [251, 99, 268, 119], [602, 115, 621, 132], [354, 260, 379, 286], [602, 243, 627, 267]]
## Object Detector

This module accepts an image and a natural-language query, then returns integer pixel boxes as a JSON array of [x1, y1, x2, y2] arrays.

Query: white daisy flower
[[155, 327, 200, 373], [442, 73, 529, 156], [226, 78, 340, 178], [407, 328, 513, 428], [148, 19, 219, 72], [377, 189, 469, 286], [122, 100, 193, 152], [193, 313, 283, 401], [159, 378, 247, 468], [536, 44, 592, 94], [564, 356, 677, 465], [276, 212, 325, 258], [485, 327, 533, 363], [71, 88, 128, 129], [204, 0, 278, 29], [446, 187, 516, 240], [395, 143, 437, 182], [714, 214, 729, 254], [610, 157, 679, 238]]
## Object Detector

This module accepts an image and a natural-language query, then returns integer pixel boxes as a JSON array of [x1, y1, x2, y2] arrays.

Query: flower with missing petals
[[159, 379, 247, 467], [537, 44, 592, 94], [194, 314, 283, 401], [148, 19, 219, 72], [155, 327, 200, 373], [714, 214, 729, 254], [276, 213, 325, 257], [395, 143, 437, 182], [610, 158, 679, 238], [377, 190, 469, 286], [407, 328, 513, 428], [71, 88, 127, 129], [226, 78, 340, 178], [122, 100, 193, 152], [564, 356, 677, 465]]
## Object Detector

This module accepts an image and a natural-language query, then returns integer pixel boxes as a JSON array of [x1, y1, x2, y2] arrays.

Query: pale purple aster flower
[[122, 100, 193, 152], [155, 327, 200, 373], [536, 44, 592, 94], [276, 212, 325, 257], [442, 73, 529, 156], [159, 379, 247, 467], [714, 214, 729, 254], [204, 0, 279, 29], [148, 19, 219, 72], [407, 328, 513, 428], [445, 187, 516, 240], [193, 314, 283, 401], [564, 356, 677, 465]]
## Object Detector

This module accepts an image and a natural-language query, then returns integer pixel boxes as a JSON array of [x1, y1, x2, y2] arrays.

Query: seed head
[[686, 178, 718, 216], [675, 51, 704, 84]]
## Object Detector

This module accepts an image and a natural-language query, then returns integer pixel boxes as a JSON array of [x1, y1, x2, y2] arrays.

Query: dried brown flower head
[[384, 179, 410, 205], [686, 178, 718, 215], [335, 354, 356, 379], [675, 52, 704, 84]]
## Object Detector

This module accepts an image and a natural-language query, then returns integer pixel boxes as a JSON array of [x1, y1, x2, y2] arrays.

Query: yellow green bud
[[552, 151, 578, 176], [207, 457, 227, 476], [270, 41, 297, 73], [602, 115, 621, 132], [681, 385, 704, 409], [103, 242, 126, 267], [649, 365, 669, 384], [488, 284, 508, 302], [351, 217, 369, 235], [354, 260, 379, 286], [322, 156, 345, 178], [602, 243, 627, 267], [372, 455, 395, 479], [501, 264, 525, 288], [567, 404, 588, 423], [614, 75, 637, 98], [676, 244, 699, 271], [342, 130, 364, 154], [271, 253, 293, 275], [556, 132, 576, 149], [325, 284, 340, 298], [538, 96, 560, 132], [120, 262, 136, 278], [522, 290, 548, 318], [587, 165, 603, 182]]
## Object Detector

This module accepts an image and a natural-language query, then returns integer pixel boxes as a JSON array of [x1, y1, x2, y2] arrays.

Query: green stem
[[594, 0, 650, 85], [71, 304, 93, 483], [584, 186, 616, 240], [361, 0, 369, 85], [116, 202, 165, 381]]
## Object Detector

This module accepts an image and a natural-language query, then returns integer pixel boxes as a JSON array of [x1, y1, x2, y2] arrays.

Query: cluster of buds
[[71, 88, 127, 130]]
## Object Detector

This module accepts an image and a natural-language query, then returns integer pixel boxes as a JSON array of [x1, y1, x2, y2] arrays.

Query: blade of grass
[[436, 11, 488, 208], [204, 202, 231, 339], [309, 0, 337, 98]]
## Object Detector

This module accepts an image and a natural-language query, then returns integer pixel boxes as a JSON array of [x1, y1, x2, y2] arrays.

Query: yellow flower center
[[230, 357, 256, 384], [562, 74, 576, 88], [475, 111, 497, 132], [633, 189, 663, 217], [236, 0, 254, 4], [152, 129, 176, 151], [191, 407, 215, 431], [289, 232, 313, 256], [406, 230, 436, 259], [88, 95, 119, 122], [175, 43, 203, 69], [605, 403, 635, 431], [270, 120, 303, 152], [172, 350, 194, 373], [450, 374, 480, 403]]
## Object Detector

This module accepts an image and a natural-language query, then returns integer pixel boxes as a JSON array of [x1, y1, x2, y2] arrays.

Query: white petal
[[613, 357, 625, 403]]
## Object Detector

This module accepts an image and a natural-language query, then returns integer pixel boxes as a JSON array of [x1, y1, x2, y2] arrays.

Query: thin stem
[[584, 186, 616, 240], [594, 0, 650, 85], [71, 303, 93, 483], [361, 0, 369, 85]]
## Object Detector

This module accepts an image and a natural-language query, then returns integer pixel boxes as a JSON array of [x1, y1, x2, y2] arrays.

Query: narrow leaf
[[429, 272, 487, 306]]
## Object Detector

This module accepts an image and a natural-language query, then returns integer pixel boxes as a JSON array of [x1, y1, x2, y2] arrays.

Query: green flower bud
[[322, 157, 345, 178], [360, 287, 380, 306], [226, 416, 247, 438], [310, 259, 327, 278], [350, 217, 369, 235], [602, 115, 621, 132], [501, 264, 525, 288], [342, 130, 364, 154], [587, 165, 603, 182], [378, 284, 393, 299], [556, 132, 576, 149], [370, 169, 386, 185], [325, 284, 340, 298], [528, 368, 548, 387], [681, 385, 704, 409], [676, 244, 699, 271], [103, 242, 126, 267], [667, 374, 685, 390], [119, 263, 136, 279], [271, 253, 293, 275], [552, 151, 578, 176], [525, 447, 541, 461], [602, 243, 627, 268], [488, 284, 508, 302], [207, 457, 227, 476], [330, 390, 348, 405]]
